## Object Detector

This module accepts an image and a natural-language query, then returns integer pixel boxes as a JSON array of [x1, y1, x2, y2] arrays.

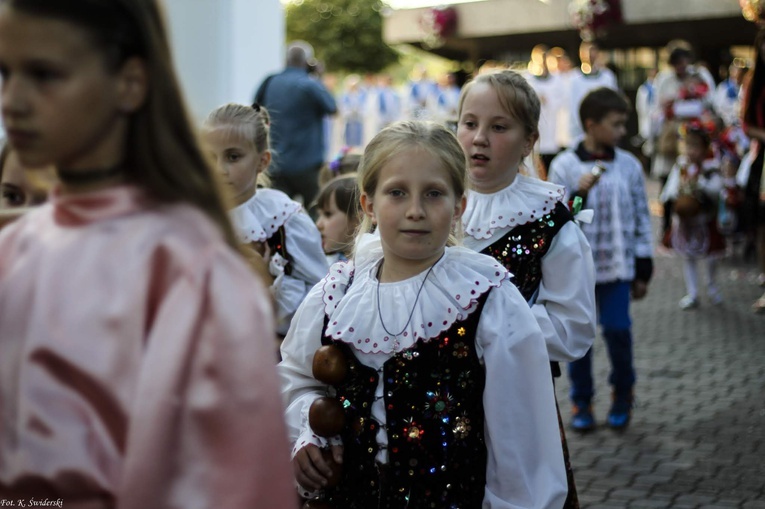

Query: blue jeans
[[569, 281, 636, 405]]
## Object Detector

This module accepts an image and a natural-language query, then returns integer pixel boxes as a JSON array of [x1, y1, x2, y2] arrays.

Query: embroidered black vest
[[265, 225, 292, 275], [321, 292, 490, 509], [480, 201, 571, 301], [481, 202, 572, 378]]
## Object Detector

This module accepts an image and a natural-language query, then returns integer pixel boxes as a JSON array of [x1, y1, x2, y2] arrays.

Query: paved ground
[[555, 180, 765, 508]]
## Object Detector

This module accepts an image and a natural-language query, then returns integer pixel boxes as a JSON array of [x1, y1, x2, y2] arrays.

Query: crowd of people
[[0, 0, 763, 507]]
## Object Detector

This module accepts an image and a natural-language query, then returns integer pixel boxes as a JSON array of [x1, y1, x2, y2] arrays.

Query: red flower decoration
[[569, 0, 623, 41], [420, 6, 458, 48]]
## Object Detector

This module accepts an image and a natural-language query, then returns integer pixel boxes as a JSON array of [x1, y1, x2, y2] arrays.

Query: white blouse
[[278, 235, 567, 509], [462, 175, 596, 363], [230, 188, 329, 334]]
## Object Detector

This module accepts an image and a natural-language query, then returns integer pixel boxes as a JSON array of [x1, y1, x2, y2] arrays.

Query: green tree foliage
[[285, 0, 399, 73]]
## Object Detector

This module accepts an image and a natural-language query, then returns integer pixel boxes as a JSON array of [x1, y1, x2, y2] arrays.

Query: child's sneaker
[[607, 394, 633, 430], [679, 295, 699, 310], [571, 403, 595, 432], [708, 290, 723, 306]]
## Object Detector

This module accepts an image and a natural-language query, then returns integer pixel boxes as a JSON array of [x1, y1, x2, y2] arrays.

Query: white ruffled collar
[[462, 174, 565, 240], [320, 234, 509, 354], [229, 188, 302, 243]]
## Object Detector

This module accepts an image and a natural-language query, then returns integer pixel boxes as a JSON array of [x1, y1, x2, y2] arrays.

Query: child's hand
[[577, 172, 600, 193], [251, 241, 272, 263], [293, 443, 344, 491], [631, 280, 648, 300]]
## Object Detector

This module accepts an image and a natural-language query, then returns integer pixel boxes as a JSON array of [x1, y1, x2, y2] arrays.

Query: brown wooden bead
[[312, 345, 348, 385], [675, 194, 701, 219], [308, 396, 346, 437]]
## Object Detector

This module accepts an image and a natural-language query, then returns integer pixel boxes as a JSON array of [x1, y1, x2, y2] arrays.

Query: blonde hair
[[205, 103, 271, 155], [5, 0, 238, 245], [203, 103, 272, 188], [356, 120, 467, 246], [458, 70, 541, 142]]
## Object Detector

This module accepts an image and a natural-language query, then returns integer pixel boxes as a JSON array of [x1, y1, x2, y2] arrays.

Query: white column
[[163, 0, 284, 122]]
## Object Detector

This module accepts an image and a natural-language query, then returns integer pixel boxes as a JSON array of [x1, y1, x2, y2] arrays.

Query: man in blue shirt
[[255, 41, 337, 210]]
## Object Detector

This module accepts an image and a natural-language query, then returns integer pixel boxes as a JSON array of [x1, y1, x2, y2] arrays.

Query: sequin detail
[[318, 293, 490, 508], [482, 202, 572, 301]]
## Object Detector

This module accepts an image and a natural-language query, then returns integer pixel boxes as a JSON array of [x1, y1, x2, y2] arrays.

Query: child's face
[[684, 135, 707, 165], [0, 7, 138, 170], [361, 147, 465, 276], [203, 128, 268, 205], [586, 111, 628, 150], [1, 151, 55, 208], [457, 82, 535, 193], [316, 191, 355, 254]]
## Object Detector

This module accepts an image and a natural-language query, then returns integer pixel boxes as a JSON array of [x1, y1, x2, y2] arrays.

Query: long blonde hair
[[356, 120, 467, 246], [4, 0, 237, 245]]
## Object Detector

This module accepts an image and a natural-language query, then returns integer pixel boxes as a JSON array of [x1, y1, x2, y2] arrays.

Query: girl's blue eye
[[493, 124, 507, 132], [227, 153, 242, 162], [426, 190, 443, 198], [389, 189, 404, 197]]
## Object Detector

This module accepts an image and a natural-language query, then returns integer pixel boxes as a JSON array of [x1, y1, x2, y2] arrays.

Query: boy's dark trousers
[[568, 281, 636, 406]]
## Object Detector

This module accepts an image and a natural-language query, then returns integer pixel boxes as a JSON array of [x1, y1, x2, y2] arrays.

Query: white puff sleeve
[[531, 220, 596, 362], [477, 282, 568, 509]]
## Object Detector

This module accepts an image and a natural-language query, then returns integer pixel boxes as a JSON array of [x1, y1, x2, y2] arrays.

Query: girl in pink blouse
[[0, 0, 294, 507]]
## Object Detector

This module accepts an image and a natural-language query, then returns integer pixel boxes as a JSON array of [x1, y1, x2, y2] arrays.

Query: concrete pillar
[[163, 0, 284, 122]]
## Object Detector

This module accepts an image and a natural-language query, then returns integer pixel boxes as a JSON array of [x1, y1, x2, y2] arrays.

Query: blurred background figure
[[433, 71, 462, 130], [0, 141, 57, 229], [406, 65, 438, 120], [339, 74, 367, 149], [652, 41, 716, 239], [254, 40, 337, 208], [567, 41, 619, 144], [525, 44, 567, 175], [372, 73, 402, 134], [635, 68, 658, 162]]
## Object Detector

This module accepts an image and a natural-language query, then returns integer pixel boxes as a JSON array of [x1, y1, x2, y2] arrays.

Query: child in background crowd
[[203, 103, 328, 337], [456, 69, 596, 509], [0, 0, 293, 506], [0, 142, 56, 210], [318, 146, 362, 187], [280, 121, 567, 508], [549, 87, 654, 432], [315, 175, 361, 265], [660, 123, 725, 309]]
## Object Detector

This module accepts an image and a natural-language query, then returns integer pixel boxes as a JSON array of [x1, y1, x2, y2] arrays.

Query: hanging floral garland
[[740, 0, 765, 24], [569, 0, 623, 41], [419, 6, 458, 49]]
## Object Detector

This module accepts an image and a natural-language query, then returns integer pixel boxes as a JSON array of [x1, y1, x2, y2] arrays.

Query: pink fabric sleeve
[[117, 246, 296, 509]]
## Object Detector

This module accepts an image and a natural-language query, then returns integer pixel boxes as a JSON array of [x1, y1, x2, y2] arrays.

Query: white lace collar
[[462, 174, 565, 240], [320, 234, 509, 354], [229, 188, 302, 243]]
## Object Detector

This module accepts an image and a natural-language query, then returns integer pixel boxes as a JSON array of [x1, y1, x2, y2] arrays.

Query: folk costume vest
[[321, 293, 490, 509], [480, 201, 572, 302]]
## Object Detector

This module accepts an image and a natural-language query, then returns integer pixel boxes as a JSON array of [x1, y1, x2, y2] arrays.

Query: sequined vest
[[481, 202, 571, 378], [321, 292, 490, 509], [480, 202, 572, 302]]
